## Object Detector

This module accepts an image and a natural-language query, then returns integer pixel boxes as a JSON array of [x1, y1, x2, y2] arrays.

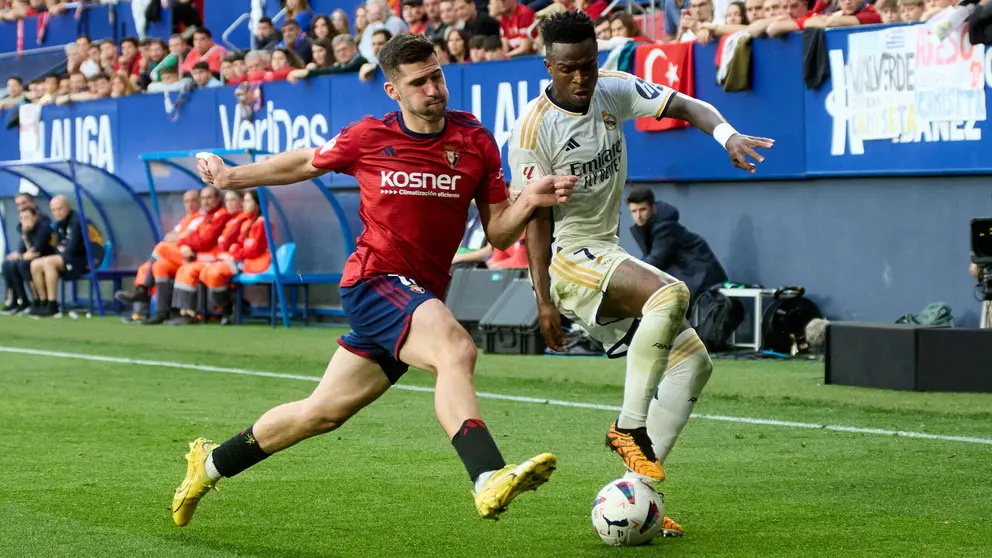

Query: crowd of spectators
[[0, 0, 984, 113]]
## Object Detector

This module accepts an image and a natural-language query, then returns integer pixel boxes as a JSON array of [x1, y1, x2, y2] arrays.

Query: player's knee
[[298, 402, 350, 435], [436, 331, 477, 374], [676, 331, 713, 390], [643, 281, 690, 322], [692, 348, 713, 390]]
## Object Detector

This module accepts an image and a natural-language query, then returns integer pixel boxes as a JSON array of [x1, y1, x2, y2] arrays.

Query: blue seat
[[98, 240, 113, 270], [60, 241, 134, 314], [233, 243, 299, 327], [235, 242, 296, 286]]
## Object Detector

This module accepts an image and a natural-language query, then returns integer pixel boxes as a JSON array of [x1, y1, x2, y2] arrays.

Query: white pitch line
[[2, 345, 991, 446]]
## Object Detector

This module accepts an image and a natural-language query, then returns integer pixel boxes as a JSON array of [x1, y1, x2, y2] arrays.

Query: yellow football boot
[[473, 453, 557, 519], [171, 437, 219, 527]]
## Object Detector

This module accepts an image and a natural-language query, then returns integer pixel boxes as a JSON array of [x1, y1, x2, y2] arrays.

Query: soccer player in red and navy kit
[[170, 33, 577, 527]]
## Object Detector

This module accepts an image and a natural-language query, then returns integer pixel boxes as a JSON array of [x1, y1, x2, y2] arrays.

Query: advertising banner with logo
[[7, 28, 992, 193]]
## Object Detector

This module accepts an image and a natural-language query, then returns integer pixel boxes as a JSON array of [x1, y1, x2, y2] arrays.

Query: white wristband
[[713, 123, 738, 149]]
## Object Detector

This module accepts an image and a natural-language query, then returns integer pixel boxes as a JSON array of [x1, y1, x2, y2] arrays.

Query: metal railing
[[0, 43, 71, 61], [222, 12, 252, 51], [223, 6, 286, 52]]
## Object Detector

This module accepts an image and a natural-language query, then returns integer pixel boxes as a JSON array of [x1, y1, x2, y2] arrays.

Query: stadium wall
[[620, 178, 991, 328]]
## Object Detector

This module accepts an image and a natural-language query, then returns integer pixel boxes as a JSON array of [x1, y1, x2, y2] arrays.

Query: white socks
[[617, 282, 690, 430], [474, 470, 495, 493], [204, 452, 222, 482], [647, 329, 713, 463]]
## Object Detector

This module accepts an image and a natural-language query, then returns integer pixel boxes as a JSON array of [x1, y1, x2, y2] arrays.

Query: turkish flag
[[634, 42, 695, 132]]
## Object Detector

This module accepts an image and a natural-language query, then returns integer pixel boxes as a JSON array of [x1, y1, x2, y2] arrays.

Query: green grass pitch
[[0, 316, 990, 557]]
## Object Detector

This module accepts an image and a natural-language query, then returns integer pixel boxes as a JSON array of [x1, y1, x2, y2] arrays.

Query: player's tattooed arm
[[665, 95, 775, 174], [197, 149, 329, 190], [526, 208, 567, 352]]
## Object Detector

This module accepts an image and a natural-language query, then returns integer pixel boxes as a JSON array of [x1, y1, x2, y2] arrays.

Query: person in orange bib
[[116, 190, 203, 321], [167, 191, 250, 325], [200, 190, 271, 324], [128, 186, 232, 324]]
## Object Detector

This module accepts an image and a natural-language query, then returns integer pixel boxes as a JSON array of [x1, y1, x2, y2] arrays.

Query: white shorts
[[549, 240, 637, 349]]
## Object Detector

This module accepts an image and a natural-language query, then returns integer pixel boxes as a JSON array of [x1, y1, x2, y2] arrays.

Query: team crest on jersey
[[602, 111, 618, 130], [443, 144, 460, 169]]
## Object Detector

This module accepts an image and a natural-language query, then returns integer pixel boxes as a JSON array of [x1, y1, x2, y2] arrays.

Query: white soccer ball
[[591, 478, 664, 546]]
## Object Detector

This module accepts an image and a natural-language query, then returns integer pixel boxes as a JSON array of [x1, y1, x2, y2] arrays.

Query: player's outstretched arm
[[197, 149, 329, 190], [525, 208, 566, 352], [479, 175, 576, 250], [665, 95, 775, 174]]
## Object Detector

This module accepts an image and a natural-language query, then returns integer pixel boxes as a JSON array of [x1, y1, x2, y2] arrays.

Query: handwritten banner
[[844, 24, 985, 142]]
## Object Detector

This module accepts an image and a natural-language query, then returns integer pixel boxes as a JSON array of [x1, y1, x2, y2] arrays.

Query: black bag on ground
[[761, 287, 822, 354], [694, 289, 745, 352]]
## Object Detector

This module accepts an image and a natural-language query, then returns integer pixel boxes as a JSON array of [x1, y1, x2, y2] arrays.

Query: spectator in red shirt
[[0, 0, 35, 21], [610, 12, 654, 43], [489, 234, 528, 269], [748, 0, 801, 36], [119, 37, 143, 80], [403, 0, 428, 34], [263, 48, 304, 82], [491, 0, 536, 56], [241, 50, 271, 82], [768, 0, 880, 35], [182, 28, 228, 75]]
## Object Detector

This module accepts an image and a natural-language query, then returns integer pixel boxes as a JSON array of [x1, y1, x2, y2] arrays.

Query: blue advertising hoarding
[[1, 23, 990, 197]]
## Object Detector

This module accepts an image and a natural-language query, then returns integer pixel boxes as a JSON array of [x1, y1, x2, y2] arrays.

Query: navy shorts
[[337, 274, 435, 383]]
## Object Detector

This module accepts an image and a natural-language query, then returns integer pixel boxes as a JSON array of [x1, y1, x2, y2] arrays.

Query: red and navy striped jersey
[[312, 110, 508, 299]]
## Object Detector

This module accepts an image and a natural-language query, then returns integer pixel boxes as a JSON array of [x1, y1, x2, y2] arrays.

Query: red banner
[[634, 42, 695, 132]]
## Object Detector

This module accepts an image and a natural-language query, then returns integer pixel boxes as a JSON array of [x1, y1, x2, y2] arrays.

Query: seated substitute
[[627, 187, 727, 306], [2, 206, 54, 314], [28, 195, 94, 317]]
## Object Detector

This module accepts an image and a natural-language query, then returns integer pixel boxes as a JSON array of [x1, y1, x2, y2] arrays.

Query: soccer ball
[[591, 478, 664, 546]]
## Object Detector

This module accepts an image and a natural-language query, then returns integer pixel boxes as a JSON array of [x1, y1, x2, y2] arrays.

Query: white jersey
[[508, 70, 677, 248]]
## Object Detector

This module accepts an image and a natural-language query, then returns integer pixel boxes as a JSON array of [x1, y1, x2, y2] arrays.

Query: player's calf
[[399, 299, 556, 517], [647, 329, 712, 464], [619, 281, 690, 430]]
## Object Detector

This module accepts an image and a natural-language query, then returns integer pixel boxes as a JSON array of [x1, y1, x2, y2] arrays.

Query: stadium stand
[[1, 0, 990, 328]]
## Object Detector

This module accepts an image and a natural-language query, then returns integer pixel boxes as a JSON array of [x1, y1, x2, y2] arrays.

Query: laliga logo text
[[47, 115, 115, 172]]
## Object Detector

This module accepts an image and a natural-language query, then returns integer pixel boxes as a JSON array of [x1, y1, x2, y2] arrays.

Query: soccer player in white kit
[[509, 11, 774, 536]]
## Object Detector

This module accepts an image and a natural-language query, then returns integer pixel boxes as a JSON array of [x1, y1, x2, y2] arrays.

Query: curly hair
[[540, 10, 597, 51]]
